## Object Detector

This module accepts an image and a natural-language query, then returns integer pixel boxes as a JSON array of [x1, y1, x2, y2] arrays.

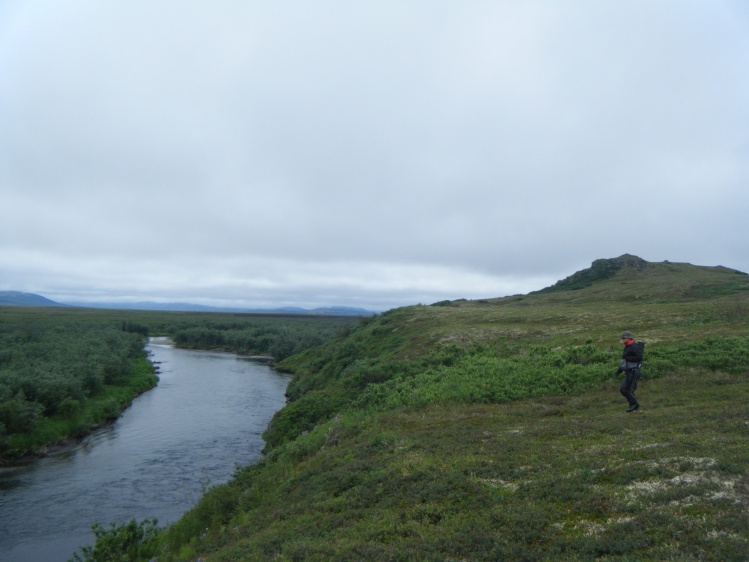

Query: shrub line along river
[[0, 338, 291, 562]]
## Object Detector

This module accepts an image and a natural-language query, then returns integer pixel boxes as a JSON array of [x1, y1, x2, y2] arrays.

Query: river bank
[[155, 335, 277, 365], [1, 352, 159, 465], [2, 336, 275, 465], [0, 342, 291, 562]]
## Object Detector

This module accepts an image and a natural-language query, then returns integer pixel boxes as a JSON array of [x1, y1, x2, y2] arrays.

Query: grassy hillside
[[83, 256, 749, 561]]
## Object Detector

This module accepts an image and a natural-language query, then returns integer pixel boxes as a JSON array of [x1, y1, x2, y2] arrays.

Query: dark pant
[[620, 368, 640, 406]]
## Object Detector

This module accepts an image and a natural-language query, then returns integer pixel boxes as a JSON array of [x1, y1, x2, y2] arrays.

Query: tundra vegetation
[[0, 315, 155, 460], [0, 307, 358, 462], [32, 255, 749, 560], [85, 255, 748, 562]]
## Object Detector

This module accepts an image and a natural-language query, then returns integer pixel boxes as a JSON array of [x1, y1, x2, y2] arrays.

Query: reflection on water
[[0, 341, 290, 562]]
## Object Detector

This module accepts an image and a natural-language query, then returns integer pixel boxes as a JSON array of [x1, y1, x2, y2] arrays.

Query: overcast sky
[[1, 2, 748, 311]]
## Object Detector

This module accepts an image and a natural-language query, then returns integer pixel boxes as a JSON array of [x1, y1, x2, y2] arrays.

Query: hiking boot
[[626, 404, 640, 413]]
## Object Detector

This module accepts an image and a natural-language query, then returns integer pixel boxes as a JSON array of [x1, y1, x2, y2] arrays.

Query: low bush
[[70, 519, 159, 562], [264, 335, 749, 453], [170, 316, 357, 361]]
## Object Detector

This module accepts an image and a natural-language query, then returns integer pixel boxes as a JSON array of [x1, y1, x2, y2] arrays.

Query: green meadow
[[22, 255, 749, 561]]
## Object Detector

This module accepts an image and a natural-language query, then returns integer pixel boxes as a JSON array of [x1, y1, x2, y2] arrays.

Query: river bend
[[0, 339, 290, 562]]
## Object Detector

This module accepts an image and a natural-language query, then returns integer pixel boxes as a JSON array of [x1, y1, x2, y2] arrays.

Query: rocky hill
[[535, 254, 748, 299]]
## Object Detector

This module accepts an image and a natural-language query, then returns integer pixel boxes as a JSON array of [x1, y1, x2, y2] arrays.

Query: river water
[[0, 339, 291, 562]]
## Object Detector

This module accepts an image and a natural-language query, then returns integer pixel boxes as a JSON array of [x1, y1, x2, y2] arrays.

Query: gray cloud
[[2, 1, 748, 310]]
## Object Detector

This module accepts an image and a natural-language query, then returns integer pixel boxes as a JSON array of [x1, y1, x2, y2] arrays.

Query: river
[[0, 338, 291, 562]]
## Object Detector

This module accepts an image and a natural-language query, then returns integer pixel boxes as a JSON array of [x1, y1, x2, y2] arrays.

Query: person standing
[[616, 331, 644, 412]]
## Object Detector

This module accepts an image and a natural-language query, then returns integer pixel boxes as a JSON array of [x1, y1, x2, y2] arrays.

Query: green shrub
[[263, 390, 347, 450], [163, 483, 242, 552], [0, 392, 44, 433], [70, 519, 159, 562], [170, 316, 356, 361], [0, 421, 7, 450], [58, 397, 82, 419]]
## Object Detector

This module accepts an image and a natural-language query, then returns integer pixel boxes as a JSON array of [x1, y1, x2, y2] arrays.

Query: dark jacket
[[617, 341, 644, 373]]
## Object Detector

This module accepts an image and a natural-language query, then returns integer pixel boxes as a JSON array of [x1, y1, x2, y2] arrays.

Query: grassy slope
[[154, 257, 749, 561]]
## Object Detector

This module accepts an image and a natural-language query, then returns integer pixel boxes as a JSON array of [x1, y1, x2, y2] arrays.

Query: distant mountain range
[[0, 291, 374, 316], [65, 301, 375, 316], [0, 291, 69, 307]]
